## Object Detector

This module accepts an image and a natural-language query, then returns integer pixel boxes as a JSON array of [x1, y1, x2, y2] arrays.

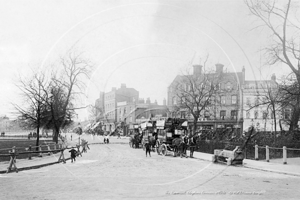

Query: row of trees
[[14, 52, 92, 147]]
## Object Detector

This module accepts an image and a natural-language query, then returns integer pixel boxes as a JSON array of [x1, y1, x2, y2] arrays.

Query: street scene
[[1, 134, 300, 200], [1, 0, 300, 199]]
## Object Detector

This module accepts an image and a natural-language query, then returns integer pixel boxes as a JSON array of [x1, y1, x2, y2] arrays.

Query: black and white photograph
[[0, 0, 300, 199]]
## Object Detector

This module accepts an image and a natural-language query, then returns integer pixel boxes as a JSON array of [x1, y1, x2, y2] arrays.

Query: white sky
[[0, 0, 295, 120]]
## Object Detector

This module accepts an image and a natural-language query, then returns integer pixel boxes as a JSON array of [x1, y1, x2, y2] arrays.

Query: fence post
[[28, 145, 32, 160], [47, 145, 51, 155], [58, 148, 66, 163], [283, 146, 287, 164], [255, 145, 258, 160], [38, 145, 42, 157], [266, 146, 269, 162], [6, 146, 18, 173]]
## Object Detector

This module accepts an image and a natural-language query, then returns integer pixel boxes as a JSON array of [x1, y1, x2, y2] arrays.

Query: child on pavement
[[69, 148, 77, 163], [145, 143, 151, 157]]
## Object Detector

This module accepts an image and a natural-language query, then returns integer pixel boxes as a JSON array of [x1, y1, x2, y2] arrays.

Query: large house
[[167, 64, 245, 133]]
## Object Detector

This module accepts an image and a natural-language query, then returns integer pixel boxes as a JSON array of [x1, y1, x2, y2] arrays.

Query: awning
[[181, 121, 188, 127], [91, 122, 101, 130]]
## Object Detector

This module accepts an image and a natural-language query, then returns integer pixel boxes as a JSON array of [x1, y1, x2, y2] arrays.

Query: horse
[[147, 135, 157, 151], [0, 132, 5, 137], [129, 133, 141, 148], [133, 134, 142, 148], [188, 136, 197, 158], [172, 137, 188, 158]]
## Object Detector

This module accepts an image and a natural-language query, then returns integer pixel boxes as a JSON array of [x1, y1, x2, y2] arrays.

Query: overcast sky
[[0, 0, 294, 120]]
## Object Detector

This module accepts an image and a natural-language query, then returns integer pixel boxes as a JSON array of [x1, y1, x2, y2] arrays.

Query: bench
[[212, 146, 244, 165]]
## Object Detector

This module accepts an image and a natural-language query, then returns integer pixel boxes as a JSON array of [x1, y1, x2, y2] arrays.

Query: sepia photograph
[[0, 0, 300, 199]]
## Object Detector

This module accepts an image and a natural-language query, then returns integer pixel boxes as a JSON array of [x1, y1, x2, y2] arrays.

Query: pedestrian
[[69, 148, 77, 163], [71, 134, 72, 141], [145, 142, 151, 157]]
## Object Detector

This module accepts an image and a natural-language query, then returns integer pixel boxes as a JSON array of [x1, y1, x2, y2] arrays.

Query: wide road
[[1, 139, 299, 200]]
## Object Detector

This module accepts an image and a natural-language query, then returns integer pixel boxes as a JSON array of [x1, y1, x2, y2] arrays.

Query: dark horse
[[172, 137, 188, 158], [129, 133, 142, 148], [147, 134, 157, 151]]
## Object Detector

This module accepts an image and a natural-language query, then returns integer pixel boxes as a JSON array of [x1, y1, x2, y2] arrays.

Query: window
[[284, 109, 291, 120], [204, 111, 210, 119], [263, 111, 268, 119], [231, 110, 237, 119], [255, 97, 259, 105], [246, 111, 250, 119], [220, 110, 226, 119], [254, 111, 258, 119], [231, 95, 237, 105], [246, 97, 251, 105], [226, 82, 232, 90], [172, 97, 177, 105], [180, 111, 186, 118], [220, 96, 226, 105]]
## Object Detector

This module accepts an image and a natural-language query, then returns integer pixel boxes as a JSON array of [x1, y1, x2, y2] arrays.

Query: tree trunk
[[35, 126, 40, 151], [52, 127, 60, 144], [193, 118, 198, 135], [290, 97, 300, 131]]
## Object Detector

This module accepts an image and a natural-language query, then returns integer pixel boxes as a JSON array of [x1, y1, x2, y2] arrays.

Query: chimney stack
[[121, 83, 126, 88], [193, 65, 203, 76], [215, 63, 224, 74], [271, 73, 276, 81]]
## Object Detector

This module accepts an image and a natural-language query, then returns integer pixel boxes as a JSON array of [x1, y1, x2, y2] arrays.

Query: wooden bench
[[212, 146, 244, 165]]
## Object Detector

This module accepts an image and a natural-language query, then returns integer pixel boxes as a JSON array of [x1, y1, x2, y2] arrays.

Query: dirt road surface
[[0, 141, 299, 200]]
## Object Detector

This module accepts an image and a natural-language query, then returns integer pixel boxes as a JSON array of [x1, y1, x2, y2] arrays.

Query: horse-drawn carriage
[[155, 118, 189, 157]]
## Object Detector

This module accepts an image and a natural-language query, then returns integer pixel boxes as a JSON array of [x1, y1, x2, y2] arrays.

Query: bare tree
[[245, 0, 300, 129], [172, 66, 224, 135], [49, 51, 93, 143], [14, 71, 49, 149], [279, 73, 300, 130], [246, 80, 282, 133]]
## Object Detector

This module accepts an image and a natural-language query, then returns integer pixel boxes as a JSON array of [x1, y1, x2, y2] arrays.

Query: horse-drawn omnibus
[[155, 118, 188, 156]]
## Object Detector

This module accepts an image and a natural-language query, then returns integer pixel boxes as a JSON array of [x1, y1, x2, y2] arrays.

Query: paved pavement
[[1, 133, 300, 177]]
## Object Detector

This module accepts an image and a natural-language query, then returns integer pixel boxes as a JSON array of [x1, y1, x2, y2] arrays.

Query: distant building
[[243, 74, 289, 131], [116, 98, 168, 135], [94, 84, 139, 132], [95, 92, 104, 121]]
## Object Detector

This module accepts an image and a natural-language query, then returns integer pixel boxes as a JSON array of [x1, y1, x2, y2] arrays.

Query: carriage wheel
[[227, 158, 233, 166], [156, 141, 161, 155], [212, 155, 217, 163], [161, 144, 167, 156]]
